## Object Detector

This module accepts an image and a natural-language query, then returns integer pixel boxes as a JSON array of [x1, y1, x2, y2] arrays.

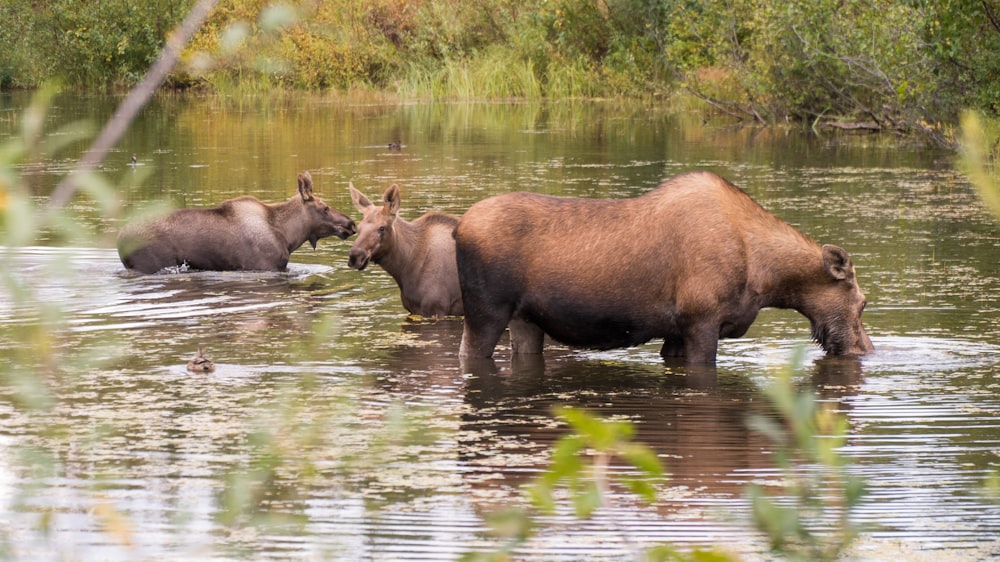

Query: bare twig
[[685, 85, 766, 123], [983, 0, 1000, 34], [47, 0, 217, 210]]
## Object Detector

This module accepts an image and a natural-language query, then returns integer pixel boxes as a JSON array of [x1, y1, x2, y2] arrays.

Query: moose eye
[[378, 226, 386, 233]]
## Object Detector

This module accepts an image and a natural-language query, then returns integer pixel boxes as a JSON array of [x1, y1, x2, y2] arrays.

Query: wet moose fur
[[118, 171, 355, 273], [348, 183, 463, 317], [454, 171, 874, 364]]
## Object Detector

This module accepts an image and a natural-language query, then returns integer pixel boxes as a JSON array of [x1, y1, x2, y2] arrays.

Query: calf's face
[[347, 183, 400, 270], [811, 245, 875, 356], [297, 172, 356, 246]]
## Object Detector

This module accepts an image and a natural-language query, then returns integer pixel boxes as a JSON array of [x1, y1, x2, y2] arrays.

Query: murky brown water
[[1, 93, 999, 560]]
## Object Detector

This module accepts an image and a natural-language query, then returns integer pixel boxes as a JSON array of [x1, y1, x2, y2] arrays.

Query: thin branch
[[686, 85, 767, 124], [983, 0, 1000, 34], [47, 0, 218, 210]]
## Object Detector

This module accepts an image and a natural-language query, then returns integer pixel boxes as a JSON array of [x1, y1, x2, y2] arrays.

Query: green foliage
[[528, 406, 664, 518], [745, 348, 867, 562], [0, 0, 194, 89], [958, 111, 1000, 220], [4, 0, 1000, 136], [926, 0, 1000, 116], [720, 1, 933, 125], [463, 406, 670, 561], [0, 85, 114, 404]]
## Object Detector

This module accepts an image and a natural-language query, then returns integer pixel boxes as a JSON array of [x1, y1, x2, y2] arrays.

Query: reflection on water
[[2, 97, 1000, 560]]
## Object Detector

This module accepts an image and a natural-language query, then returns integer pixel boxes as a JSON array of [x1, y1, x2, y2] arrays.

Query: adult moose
[[348, 183, 463, 317], [118, 171, 355, 273], [454, 171, 874, 364]]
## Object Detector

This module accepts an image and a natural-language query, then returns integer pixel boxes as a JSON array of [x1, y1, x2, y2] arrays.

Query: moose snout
[[348, 248, 370, 270], [340, 220, 357, 238], [855, 324, 875, 355]]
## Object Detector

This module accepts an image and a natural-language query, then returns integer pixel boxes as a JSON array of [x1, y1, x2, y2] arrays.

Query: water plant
[[745, 348, 867, 562], [462, 405, 673, 561]]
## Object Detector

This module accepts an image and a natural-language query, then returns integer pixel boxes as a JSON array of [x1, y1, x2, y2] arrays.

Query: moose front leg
[[509, 318, 544, 354]]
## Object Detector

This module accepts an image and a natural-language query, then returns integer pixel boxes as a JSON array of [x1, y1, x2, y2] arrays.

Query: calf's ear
[[349, 183, 372, 213], [383, 184, 401, 217], [297, 171, 315, 202], [822, 244, 853, 281]]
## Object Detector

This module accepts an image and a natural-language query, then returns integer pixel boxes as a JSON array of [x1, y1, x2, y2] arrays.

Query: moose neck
[[375, 216, 421, 284], [751, 229, 827, 314], [270, 196, 311, 251]]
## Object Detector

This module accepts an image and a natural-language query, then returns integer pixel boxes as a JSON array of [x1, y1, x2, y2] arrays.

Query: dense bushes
[[0, 0, 194, 90], [2, 0, 999, 140]]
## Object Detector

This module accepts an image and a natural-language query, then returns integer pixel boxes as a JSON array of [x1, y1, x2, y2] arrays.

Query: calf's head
[[297, 171, 356, 246], [809, 245, 875, 357], [347, 183, 400, 270]]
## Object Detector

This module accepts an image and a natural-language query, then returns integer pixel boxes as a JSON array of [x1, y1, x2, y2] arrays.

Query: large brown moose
[[348, 183, 463, 317], [118, 171, 355, 273], [454, 171, 874, 364]]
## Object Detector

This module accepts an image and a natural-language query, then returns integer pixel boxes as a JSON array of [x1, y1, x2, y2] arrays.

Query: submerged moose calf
[[348, 183, 463, 317], [454, 171, 874, 364], [118, 171, 355, 274]]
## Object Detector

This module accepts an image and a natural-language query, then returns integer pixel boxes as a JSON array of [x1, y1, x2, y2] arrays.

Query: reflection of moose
[[341, 316, 865, 516], [459, 354, 866, 507], [348, 183, 463, 318], [455, 171, 874, 364], [459, 357, 771, 503], [117, 171, 356, 274]]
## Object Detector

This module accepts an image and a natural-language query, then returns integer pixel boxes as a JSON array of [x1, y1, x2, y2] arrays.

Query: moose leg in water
[[117, 171, 355, 273], [454, 170, 874, 364]]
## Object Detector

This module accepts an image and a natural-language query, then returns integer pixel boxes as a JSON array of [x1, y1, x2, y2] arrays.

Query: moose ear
[[297, 171, 315, 202], [383, 184, 401, 217], [822, 244, 853, 281], [349, 182, 372, 213]]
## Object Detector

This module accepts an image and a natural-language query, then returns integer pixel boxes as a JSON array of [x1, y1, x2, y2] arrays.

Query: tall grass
[[397, 49, 543, 101]]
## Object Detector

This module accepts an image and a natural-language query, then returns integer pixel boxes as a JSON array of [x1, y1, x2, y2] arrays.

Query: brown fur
[[348, 183, 463, 317], [454, 171, 874, 364], [118, 171, 355, 274]]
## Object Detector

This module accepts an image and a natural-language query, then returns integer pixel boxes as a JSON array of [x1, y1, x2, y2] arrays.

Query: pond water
[[1, 92, 999, 560]]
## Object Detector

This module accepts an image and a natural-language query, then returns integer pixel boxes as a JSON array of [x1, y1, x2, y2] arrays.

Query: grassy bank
[[3, 1, 1000, 146]]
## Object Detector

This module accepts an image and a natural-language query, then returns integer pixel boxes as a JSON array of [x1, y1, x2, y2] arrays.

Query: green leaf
[[572, 481, 601, 518], [527, 479, 556, 514], [483, 507, 533, 541], [622, 476, 658, 504], [621, 443, 665, 478]]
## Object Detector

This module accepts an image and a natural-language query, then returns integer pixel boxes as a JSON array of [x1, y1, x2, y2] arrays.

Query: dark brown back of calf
[[455, 171, 872, 363]]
